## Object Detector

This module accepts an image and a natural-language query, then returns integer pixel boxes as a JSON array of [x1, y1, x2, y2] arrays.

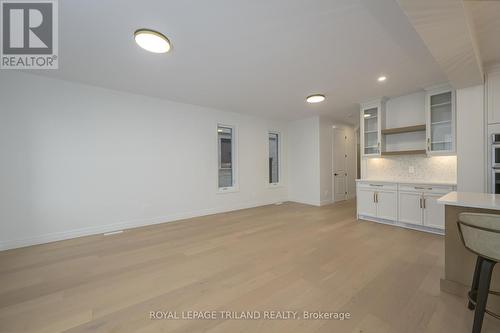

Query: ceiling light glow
[[134, 29, 171, 53], [306, 94, 326, 103], [377, 76, 387, 82]]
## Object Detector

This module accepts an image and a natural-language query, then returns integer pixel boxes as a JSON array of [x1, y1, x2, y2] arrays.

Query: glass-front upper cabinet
[[425, 86, 455, 155], [360, 100, 385, 157]]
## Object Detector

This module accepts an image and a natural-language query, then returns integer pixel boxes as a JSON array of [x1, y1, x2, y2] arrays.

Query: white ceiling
[[32, 0, 449, 123], [465, 0, 500, 68]]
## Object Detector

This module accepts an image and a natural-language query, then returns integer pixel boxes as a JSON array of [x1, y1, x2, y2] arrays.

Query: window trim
[[217, 123, 239, 193], [267, 130, 282, 188]]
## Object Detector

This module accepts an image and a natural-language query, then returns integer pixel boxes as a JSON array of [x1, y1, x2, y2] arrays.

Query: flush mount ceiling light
[[134, 29, 171, 53], [306, 94, 326, 103], [377, 75, 387, 82]]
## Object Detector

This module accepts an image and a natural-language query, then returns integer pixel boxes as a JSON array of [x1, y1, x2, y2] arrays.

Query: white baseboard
[[358, 215, 444, 235], [319, 199, 334, 206], [288, 198, 321, 206], [0, 199, 286, 251]]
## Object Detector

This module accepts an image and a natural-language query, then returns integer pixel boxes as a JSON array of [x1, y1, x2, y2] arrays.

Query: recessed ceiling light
[[134, 29, 171, 53], [377, 76, 387, 82], [306, 94, 326, 103]]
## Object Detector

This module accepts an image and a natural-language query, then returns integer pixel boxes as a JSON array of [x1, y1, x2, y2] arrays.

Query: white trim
[[320, 199, 334, 206], [0, 199, 284, 251], [103, 230, 123, 236], [288, 198, 321, 207], [358, 215, 444, 235], [217, 186, 240, 194]]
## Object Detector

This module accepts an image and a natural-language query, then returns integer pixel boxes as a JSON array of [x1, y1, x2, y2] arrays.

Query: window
[[268, 132, 279, 184], [218, 125, 234, 189]]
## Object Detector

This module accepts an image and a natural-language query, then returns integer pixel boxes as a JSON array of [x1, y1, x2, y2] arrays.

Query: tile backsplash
[[363, 155, 457, 182]]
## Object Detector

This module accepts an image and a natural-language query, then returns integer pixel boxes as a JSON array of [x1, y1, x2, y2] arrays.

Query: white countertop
[[438, 192, 500, 210], [356, 179, 457, 186]]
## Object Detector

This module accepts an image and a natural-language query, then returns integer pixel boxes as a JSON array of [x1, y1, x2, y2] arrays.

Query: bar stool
[[457, 213, 500, 333]]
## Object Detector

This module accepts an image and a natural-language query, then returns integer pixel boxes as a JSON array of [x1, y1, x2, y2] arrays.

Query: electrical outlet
[[409, 166, 415, 174]]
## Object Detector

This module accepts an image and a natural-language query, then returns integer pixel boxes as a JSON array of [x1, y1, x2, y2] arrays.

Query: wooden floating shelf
[[381, 150, 427, 156], [381, 124, 426, 135]]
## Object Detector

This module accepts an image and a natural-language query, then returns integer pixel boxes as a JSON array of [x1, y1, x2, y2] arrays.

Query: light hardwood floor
[[1, 200, 499, 333]]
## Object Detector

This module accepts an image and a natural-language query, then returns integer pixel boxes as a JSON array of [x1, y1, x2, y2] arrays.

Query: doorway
[[333, 128, 348, 202]]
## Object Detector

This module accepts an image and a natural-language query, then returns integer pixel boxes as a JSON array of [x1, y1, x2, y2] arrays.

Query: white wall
[[288, 117, 356, 206], [287, 117, 320, 206], [0, 72, 288, 250], [319, 117, 333, 205], [456, 84, 486, 192]]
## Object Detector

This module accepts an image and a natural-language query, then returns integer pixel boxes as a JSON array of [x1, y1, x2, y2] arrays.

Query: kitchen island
[[438, 192, 500, 306]]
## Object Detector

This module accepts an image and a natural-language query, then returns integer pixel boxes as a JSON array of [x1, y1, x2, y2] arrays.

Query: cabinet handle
[[419, 198, 422, 209], [378, 142, 380, 153], [369, 184, 383, 187], [423, 198, 426, 209], [376, 192, 378, 203], [427, 138, 430, 151], [373, 192, 376, 203]]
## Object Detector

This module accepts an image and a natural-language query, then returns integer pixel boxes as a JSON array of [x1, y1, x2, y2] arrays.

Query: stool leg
[[469, 256, 484, 310], [472, 259, 495, 333]]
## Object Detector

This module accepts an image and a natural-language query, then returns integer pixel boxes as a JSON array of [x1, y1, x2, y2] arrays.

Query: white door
[[357, 188, 376, 218], [423, 194, 445, 229], [376, 190, 397, 221], [333, 128, 347, 202], [398, 192, 423, 225]]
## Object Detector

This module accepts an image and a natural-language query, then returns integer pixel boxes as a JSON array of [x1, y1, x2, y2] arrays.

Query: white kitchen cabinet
[[360, 99, 386, 157], [423, 193, 445, 229], [357, 180, 455, 234], [398, 184, 452, 231], [487, 66, 500, 125], [356, 182, 396, 220], [398, 191, 423, 225], [425, 85, 455, 155], [357, 188, 377, 217], [376, 190, 397, 220]]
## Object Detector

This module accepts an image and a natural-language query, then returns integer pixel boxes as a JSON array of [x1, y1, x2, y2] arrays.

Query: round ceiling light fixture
[[306, 94, 326, 104], [377, 75, 387, 82], [134, 29, 171, 53]]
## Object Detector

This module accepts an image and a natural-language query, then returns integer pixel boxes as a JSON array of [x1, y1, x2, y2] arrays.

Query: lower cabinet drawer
[[357, 182, 398, 191], [398, 184, 454, 195]]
